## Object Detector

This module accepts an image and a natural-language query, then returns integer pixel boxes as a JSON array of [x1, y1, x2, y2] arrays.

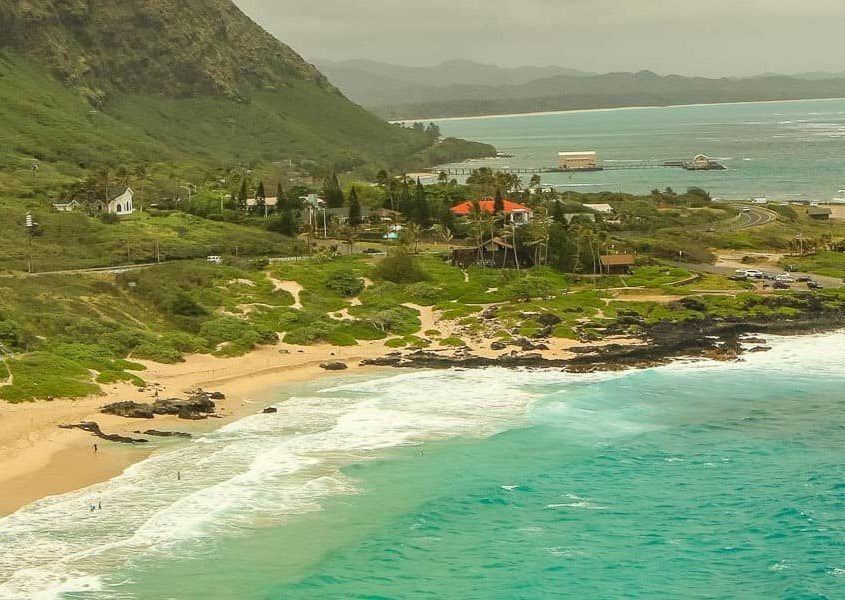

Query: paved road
[[728, 206, 777, 230], [668, 260, 843, 290]]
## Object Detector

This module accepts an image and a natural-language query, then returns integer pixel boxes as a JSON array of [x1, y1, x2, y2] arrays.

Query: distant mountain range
[[317, 60, 845, 120]]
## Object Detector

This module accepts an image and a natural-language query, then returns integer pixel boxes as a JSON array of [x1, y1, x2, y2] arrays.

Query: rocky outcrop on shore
[[135, 430, 192, 438], [320, 361, 348, 371], [363, 315, 845, 373], [59, 422, 148, 444], [101, 392, 218, 420]]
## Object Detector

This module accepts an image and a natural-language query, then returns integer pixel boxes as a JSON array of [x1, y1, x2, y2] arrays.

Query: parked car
[[796, 275, 812, 282], [773, 280, 791, 290], [362, 247, 382, 254], [807, 280, 823, 290], [762, 272, 777, 281], [776, 274, 795, 283], [744, 269, 764, 279], [206, 255, 223, 265]]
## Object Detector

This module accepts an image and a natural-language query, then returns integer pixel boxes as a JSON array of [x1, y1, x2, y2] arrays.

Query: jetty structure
[[434, 152, 726, 176]]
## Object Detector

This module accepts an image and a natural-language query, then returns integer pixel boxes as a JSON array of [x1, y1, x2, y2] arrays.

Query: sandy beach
[[0, 297, 647, 517], [0, 339, 390, 517]]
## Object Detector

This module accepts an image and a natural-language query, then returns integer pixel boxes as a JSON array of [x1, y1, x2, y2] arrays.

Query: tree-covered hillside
[[0, 0, 493, 184]]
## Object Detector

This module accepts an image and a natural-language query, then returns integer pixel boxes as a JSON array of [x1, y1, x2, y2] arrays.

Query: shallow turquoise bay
[[434, 98, 845, 201]]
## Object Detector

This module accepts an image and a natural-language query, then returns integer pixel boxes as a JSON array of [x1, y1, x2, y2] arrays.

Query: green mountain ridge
[[0, 0, 493, 191], [0, 0, 327, 100], [319, 60, 845, 120]]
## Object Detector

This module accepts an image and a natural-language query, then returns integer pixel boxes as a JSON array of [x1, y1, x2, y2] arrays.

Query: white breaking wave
[[0, 367, 589, 599]]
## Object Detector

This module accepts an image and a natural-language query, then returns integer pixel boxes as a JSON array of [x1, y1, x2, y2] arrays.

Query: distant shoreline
[[390, 96, 845, 124]]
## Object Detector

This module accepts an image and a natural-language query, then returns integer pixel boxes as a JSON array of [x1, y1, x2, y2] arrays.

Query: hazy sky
[[234, 0, 845, 76]]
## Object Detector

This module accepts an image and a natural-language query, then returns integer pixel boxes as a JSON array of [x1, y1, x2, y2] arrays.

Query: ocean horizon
[[1, 330, 844, 598], [433, 97, 845, 201]]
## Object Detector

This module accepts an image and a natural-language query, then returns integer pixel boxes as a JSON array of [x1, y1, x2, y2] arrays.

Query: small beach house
[[808, 206, 832, 220], [52, 200, 81, 213], [450, 199, 533, 225], [451, 237, 535, 269], [600, 254, 636, 275]]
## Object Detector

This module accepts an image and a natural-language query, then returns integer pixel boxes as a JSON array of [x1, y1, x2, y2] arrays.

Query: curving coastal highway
[[731, 206, 777, 230]]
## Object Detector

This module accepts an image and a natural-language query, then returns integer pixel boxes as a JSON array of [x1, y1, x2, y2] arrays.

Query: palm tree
[[402, 223, 423, 254], [569, 224, 584, 274], [339, 224, 358, 255], [131, 164, 149, 211], [432, 224, 454, 249], [528, 205, 552, 266], [94, 166, 114, 206]]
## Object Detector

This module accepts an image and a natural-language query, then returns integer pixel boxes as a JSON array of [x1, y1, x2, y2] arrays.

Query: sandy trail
[[269, 277, 304, 310]]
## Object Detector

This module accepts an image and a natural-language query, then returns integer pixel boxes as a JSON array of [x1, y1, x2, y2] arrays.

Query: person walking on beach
[[98, 501, 102, 510], [177, 471, 181, 481], [93, 443, 98, 454]]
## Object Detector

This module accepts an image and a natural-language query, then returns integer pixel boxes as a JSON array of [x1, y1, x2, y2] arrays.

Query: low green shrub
[[375, 250, 429, 284], [326, 271, 365, 297], [132, 342, 184, 364]]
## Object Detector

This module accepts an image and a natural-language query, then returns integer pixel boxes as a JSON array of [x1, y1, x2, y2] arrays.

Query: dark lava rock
[[671, 297, 708, 313], [101, 401, 155, 419], [60, 422, 148, 444], [320, 361, 348, 371], [102, 395, 216, 421], [138, 430, 192, 439], [481, 306, 499, 320], [513, 338, 548, 351], [490, 341, 508, 351], [534, 325, 554, 339], [208, 391, 226, 400], [537, 313, 562, 327], [747, 345, 772, 353], [566, 364, 598, 374], [262, 407, 279, 414], [152, 395, 216, 420]]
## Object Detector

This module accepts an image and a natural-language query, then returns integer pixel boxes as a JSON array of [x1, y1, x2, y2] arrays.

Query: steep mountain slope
[[0, 0, 493, 182], [0, 0, 324, 101]]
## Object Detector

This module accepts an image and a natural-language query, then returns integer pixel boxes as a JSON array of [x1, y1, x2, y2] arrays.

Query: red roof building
[[450, 199, 533, 224]]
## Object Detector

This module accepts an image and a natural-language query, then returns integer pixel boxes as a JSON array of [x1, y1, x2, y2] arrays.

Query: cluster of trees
[[397, 121, 441, 139], [61, 164, 150, 214]]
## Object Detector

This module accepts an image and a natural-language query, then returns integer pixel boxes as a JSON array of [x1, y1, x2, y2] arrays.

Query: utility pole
[[25, 212, 37, 273]]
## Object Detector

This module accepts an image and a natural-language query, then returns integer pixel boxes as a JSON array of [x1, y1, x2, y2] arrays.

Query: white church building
[[107, 188, 135, 216]]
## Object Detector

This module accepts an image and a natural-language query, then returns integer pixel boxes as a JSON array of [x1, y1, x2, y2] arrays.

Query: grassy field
[[0, 250, 838, 402], [779, 251, 845, 278], [0, 202, 300, 272]]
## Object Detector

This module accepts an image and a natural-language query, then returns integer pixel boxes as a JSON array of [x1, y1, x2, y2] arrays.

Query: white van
[[207, 256, 223, 265]]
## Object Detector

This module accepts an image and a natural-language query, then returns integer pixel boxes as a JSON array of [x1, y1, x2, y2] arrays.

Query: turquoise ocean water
[[433, 98, 845, 201], [1, 332, 844, 599]]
